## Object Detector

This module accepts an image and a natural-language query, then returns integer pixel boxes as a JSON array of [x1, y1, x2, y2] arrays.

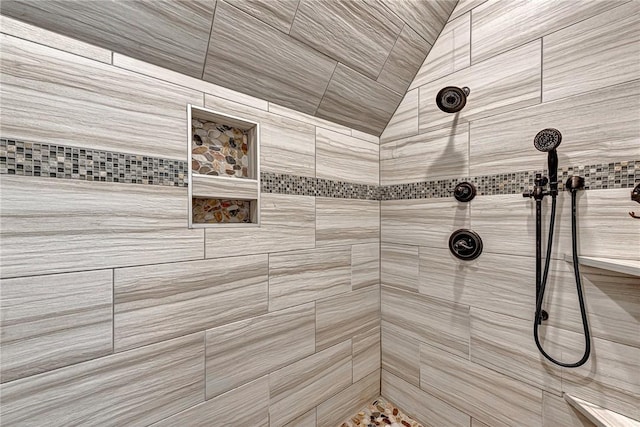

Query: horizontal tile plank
[[381, 124, 469, 184], [351, 242, 380, 290], [316, 286, 380, 351], [0, 176, 204, 278], [542, 392, 594, 427], [419, 247, 563, 321], [316, 128, 379, 185], [316, 198, 380, 247], [0, 15, 112, 63], [316, 64, 402, 136], [0, 34, 202, 159], [382, 286, 469, 358], [418, 40, 541, 134], [150, 376, 269, 427], [0, 270, 112, 383], [381, 243, 419, 292], [204, 303, 315, 399], [268, 103, 351, 135], [470, 80, 640, 175], [269, 341, 352, 426], [420, 342, 543, 427], [268, 246, 351, 311], [203, 2, 335, 115], [283, 409, 316, 427], [224, 0, 298, 33], [114, 53, 268, 111], [377, 24, 432, 94], [381, 198, 469, 248], [470, 308, 562, 393], [114, 255, 268, 351], [379, 89, 419, 144], [545, 265, 640, 348], [409, 12, 470, 89], [0, 333, 205, 427], [316, 370, 380, 427], [0, 0, 214, 77], [381, 370, 471, 427], [290, 0, 402, 79], [471, 0, 623, 64], [204, 94, 316, 177], [205, 193, 315, 258], [561, 330, 640, 420], [383, 0, 457, 45], [543, 2, 640, 102]]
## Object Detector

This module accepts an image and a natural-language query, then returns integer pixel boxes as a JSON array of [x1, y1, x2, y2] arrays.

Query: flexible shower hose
[[533, 190, 591, 367]]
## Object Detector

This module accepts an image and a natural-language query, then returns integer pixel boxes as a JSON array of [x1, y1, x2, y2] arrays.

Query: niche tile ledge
[[564, 394, 640, 427]]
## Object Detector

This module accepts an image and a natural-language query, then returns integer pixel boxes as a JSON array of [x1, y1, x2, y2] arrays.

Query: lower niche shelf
[[191, 198, 254, 225], [564, 394, 640, 427]]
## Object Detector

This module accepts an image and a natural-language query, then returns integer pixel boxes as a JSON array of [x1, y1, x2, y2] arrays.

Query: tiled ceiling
[[0, 0, 457, 135]]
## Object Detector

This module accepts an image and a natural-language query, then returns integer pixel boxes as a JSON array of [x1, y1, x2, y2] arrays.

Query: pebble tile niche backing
[[1, 139, 638, 201], [191, 198, 252, 224], [191, 118, 250, 178]]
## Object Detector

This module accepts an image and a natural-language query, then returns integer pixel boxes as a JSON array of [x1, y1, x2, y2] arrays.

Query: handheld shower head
[[533, 128, 562, 152], [534, 128, 562, 195]]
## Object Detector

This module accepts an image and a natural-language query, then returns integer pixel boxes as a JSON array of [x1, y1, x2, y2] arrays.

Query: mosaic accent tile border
[[380, 160, 640, 200], [2, 139, 637, 201], [1, 138, 187, 186], [260, 172, 380, 200], [379, 161, 638, 200]]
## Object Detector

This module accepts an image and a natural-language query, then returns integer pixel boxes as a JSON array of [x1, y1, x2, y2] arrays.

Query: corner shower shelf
[[564, 254, 640, 277], [564, 394, 640, 427]]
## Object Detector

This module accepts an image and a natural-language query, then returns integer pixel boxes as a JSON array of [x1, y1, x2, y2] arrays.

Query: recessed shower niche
[[188, 105, 260, 227]]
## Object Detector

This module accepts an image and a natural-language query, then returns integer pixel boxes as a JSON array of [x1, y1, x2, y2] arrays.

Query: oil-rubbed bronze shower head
[[435, 86, 470, 113], [534, 128, 562, 194], [533, 128, 562, 152]]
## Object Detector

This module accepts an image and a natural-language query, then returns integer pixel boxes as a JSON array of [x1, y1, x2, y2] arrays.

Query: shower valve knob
[[454, 182, 476, 202], [449, 229, 483, 261]]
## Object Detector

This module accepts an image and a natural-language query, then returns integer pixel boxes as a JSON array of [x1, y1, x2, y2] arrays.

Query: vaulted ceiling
[[0, 0, 457, 135]]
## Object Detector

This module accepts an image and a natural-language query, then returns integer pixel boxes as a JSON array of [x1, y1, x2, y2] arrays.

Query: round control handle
[[454, 182, 476, 202], [449, 229, 483, 261]]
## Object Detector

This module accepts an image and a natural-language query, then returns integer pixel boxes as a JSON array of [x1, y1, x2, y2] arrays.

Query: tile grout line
[[313, 61, 340, 117], [200, 1, 218, 80], [111, 268, 115, 355]]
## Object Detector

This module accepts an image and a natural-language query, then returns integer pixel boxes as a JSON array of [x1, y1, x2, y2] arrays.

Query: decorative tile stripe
[[260, 172, 380, 200], [0, 138, 188, 186], [2, 139, 637, 201], [380, 161, 638, 200]]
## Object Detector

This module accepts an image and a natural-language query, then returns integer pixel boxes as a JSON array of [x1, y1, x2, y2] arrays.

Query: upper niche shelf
[[564, 254, 640, 277]]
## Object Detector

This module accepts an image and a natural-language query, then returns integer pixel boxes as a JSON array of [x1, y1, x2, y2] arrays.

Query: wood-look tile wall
[[0, 20, 380, 426], [0, 0, 456, 136], [379, 1, 640, 426]]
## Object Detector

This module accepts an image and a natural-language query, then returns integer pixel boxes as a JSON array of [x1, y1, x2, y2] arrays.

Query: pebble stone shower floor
[[339, 398, 422, 427]]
